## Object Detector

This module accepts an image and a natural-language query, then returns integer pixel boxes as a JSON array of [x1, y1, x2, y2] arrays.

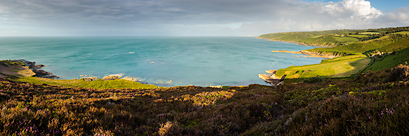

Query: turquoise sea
[[0, 37, 324, 87]]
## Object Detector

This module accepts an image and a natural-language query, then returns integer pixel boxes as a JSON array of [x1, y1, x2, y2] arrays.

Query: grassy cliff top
[[260, 26, 409, 80], [259, 26, 409, 48]]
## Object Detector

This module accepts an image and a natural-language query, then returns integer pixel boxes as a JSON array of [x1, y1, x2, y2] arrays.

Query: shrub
[[303, 77, 326, 83]]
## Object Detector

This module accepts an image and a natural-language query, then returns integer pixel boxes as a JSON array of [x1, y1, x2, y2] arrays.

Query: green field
[[333, 36, 359, 43], [365, 47, 409, 72], [360, 32, 380, 35], [378, 37, 409, 52], [260, 26, 409, 81], [348, 34, 369, 38], [306, 34, 407, 55], [258, 30, 357, 46], [393, 31, 409, 34], [275, 55, 370, 80]]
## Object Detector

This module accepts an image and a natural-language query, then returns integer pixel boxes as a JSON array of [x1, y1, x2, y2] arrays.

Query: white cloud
[[325, 0, 383, 20], [344, 0, 383, 19], [385, 7, 409, 21]]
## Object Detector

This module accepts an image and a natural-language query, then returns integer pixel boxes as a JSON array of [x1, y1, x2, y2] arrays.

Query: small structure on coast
[[259, 70, 287, 88]]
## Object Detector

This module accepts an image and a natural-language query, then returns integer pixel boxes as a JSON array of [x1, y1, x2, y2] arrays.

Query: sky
[[0, 0, 408, 36]]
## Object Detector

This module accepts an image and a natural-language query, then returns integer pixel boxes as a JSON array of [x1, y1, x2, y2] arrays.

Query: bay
[[0, 37, 324, 87]]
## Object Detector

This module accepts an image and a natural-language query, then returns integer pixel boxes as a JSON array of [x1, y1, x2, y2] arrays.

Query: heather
[[1, 64, 409, 135]]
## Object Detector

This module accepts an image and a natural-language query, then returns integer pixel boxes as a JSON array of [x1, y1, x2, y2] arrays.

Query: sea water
[[0, 37, 324, 87]]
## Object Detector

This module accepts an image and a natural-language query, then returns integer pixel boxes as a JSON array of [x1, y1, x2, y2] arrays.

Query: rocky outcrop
[[122, 77, 146, 82], [82, 77, 98, 81], [102, 75, 122, 80], [0, 60, 35, 78], [9, 59, 59, 79], [265, 70, 277, 74], [257, 38, 335, 47], [259, 70, 286, 88]]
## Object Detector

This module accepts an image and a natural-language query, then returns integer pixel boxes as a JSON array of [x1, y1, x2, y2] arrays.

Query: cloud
[[384, 7, 409, 21], [342, 0, 383, 19], [231, 0, 405, 35], [0, 0, 406, 36]]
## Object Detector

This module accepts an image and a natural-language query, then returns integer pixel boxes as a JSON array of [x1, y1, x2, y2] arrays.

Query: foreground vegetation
[[1, 64, 409, 135]]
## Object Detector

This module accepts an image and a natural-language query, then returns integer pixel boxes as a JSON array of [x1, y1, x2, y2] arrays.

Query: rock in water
[[122, 77, 138, 82], [265, 70, 277, 74], [82, 77, 98, 81], [102, 75, 122, 80]]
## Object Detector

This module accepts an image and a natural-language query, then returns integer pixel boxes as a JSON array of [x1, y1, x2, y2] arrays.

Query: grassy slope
[[262, 27, 409, 79], [259, 30, 357, 47], [395, 31, 409, 34], [378, 36, 409, 52], [1, 64, 409, 135], [275, 55, 370, 79], [308, 34, 409, 57], [365, 47, 409, 72], [360, 32, 380, 35], [349, 34, 369, 38], [15, 77, 159, 89], [306, 35, 396, 55]]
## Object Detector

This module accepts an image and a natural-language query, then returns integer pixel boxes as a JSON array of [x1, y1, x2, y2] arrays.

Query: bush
[[303, 77, 326, 83]]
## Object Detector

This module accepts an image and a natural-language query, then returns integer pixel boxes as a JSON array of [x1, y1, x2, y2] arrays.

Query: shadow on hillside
[[331, 58, 369, 78], [278, 58, 369, 84]]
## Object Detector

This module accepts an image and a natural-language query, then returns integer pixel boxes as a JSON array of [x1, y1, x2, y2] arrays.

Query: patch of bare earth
[[0, 62, 35, 78]]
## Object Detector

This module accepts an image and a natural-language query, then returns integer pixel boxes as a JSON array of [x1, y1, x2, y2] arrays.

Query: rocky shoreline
[[257, 37, 335, 47], [257, 37, 339, 86], [258, 70, 286, 88], [5, 59, 159, 85], [271, 50, 340, 59], [257, 37, 340, 58], [9, 59, 60, 79]]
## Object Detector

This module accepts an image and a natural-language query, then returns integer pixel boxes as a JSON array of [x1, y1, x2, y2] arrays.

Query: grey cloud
[[0, 0, 329, 24], [0, 0, 407, 36]]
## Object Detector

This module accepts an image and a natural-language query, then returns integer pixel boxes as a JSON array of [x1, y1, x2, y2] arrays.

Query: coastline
[[257, 37, 335, 48], [1, 59, 60, 79], [257, 37, 340, 82], [257, 37, 339, 59], [271, 50, 339, 59]]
